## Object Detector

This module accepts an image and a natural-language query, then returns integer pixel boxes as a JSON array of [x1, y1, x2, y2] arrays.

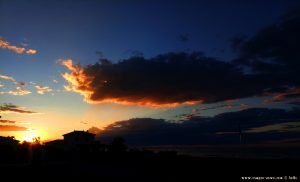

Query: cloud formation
[[25, 49, 37, 54], [0, 86, 31, 96], [61, 54, 268, 107], [264, 87, 300, 103], [178, 103, 249, 120], [35, 85, 52, 94], [232, 8, 300, 101], [95, 108, 300, 146], [0, 119, 16, 123], [88, 126, 102, 134], [0, 74, 17, 83], [60, 8, 300, 107], [0, 103, 40, 115], [0, 74, 32, 96], [0, 37, 37, 55], [0, 125, 27, 131]]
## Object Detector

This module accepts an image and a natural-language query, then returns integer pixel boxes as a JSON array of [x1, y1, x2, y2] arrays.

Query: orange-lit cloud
[[26, 49, 37, 54], [0, 74, 16, 82], [264, 87, 300, 104], [0, 74, 31, 95], [0, 125, 28, 131], [0, 119, 16, 123], [35, 85, 52, 94], [84, 98, 203, 107], [222, 105, 234, 109], [60, 49, 300, 107], [60, 59, 94, 100], [224, 99, 237, 103], [60, 55, 237, 107], [0, 37, 37, 55], [0, 103, 40, 115], [0, 38, 25, 54], [88, 126, 102, 134]]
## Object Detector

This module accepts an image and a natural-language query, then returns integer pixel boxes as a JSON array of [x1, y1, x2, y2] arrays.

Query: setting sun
[[16, 129, 46, 142]]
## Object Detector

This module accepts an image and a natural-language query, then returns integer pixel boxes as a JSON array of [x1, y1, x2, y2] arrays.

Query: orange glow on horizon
[[15, 128, 47, 142], [84, 98, 204, 108]]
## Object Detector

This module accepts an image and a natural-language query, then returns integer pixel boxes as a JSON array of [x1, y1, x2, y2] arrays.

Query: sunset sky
[[1, 0, 299, 142]]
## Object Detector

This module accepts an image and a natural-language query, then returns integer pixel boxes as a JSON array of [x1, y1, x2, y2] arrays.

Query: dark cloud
[[60, 8, 300, 106], [0, 103, 40, 115], [0, 119, 16, 123], [0, 125, 27, 131], [233, 7, 300, 83], [96, 108, 300, 146], [177, 103, 248, 120], [61, 53, 273, 106], [264, 87, 300, 103], [229, 8, 300, 103]]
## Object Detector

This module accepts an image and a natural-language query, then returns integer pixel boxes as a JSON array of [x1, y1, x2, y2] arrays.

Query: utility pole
[[238, 120, 242, 158]]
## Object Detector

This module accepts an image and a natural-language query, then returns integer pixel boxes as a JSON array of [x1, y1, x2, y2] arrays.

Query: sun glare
[[17, 129, 46, 142]]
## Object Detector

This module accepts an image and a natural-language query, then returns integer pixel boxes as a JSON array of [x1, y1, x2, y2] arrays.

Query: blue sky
[[0, 0, 299, 141]]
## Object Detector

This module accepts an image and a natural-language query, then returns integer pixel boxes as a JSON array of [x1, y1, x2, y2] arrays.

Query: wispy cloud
[[0, 86, 31, 96], [245, 122, 300, 133], [25, 49, 37, 54], [0, 74, 31, 95], [35, 85, 52, 94], [264, 87, 300, 104], [0, 74, 26, 86], [18, 122, 31, 125], [0, 119, 16, 123], [0, 125, 28, 131], [0, 119, 31, 125], [80, 121, 89, 124], [0, 74, 17, 83], [0, 103, 40, 115], [177, 103, 249, 120], [0, 37, 37, 55]]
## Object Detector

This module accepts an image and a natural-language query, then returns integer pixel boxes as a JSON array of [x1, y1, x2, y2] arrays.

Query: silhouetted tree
[[31, 137, 44, 164], [33, 137, 41, 145]]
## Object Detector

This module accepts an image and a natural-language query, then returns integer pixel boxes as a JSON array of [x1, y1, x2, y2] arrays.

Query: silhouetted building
[[63, 130, 96, 150], [44, 139, 65, 148]]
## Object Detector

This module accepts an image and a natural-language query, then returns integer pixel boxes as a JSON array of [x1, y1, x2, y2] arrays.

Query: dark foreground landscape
[[1, 137, 299, 181], [1, 156, 299, 181]]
